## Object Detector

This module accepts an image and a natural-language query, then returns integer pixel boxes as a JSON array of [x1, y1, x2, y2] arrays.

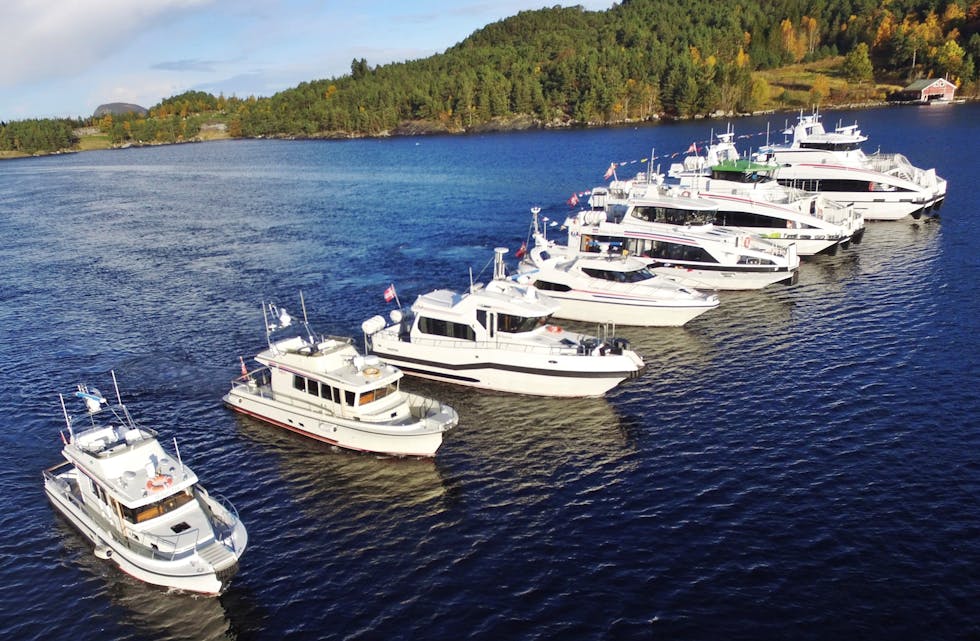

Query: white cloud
[[0, 0, 213, 86]]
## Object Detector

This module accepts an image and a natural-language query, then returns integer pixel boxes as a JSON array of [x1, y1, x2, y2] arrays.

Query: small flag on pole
[[567, 192, 579, 207], [687, 142, 698, 153], [515, 242, 527, 259], [239, 356, 248, 377], [384, 284, 396, 302], [603, 162, 617, 180]]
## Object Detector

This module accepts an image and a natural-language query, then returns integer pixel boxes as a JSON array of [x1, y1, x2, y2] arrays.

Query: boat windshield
[[581, 266, 654, 283], [358, 383, 398, 406], [121, 488, 195, 524], [631, 205, 716, 225], [497, 313, 547, 333]]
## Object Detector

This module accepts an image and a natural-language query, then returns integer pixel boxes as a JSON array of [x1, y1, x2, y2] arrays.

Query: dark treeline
[[4, 0, 979, 154]]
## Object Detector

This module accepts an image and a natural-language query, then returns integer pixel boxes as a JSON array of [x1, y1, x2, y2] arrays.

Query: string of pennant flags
[[563, 128, 778, 207]]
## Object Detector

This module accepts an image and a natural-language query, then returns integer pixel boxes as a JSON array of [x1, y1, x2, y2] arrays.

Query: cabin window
[[630, 205, 716, 225], [120, 489, 195, 524], [357, 384, 395, 405], [476, 310, 487, 330], [345, 390, 355, 406], [533, 280, 572, 292], [497, 313, 543, 333], [321, 384, 340, 403], [293, 375, 305, 391], [306, 379, 319, 396], [418, 317, 475, 341]]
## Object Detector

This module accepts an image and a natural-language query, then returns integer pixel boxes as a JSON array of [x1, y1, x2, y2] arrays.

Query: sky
[[1, 0, 615, 122]]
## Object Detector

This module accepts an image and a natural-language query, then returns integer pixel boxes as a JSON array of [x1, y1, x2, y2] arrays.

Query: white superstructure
[[517, 208, 719, 326], [667, 129, 865, 255], [753, 111, 946, 220], [43, 374, 248, 595], [569, 184, 800, 291]]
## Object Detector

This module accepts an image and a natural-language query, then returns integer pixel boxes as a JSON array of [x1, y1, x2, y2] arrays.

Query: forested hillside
[[3, 0, 978, 155]]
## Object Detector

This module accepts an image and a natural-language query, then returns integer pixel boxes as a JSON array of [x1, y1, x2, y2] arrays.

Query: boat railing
[[198, 491, 245, 554]]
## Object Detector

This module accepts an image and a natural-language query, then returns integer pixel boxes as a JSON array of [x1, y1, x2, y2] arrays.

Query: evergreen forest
[[3, 0, 978, 155]]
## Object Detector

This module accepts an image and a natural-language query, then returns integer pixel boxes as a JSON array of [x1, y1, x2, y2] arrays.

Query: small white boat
[[667, 128, 865, 255], [569, 185, 800, 291], [43, 373, 247, 595], [517, 208, 719, 326], [362, 249, 646, 397], [223, 294, 457, 457], [753, 110, 947, 220]]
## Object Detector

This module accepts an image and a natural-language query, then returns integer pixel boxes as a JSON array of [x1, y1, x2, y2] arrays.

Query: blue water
[[1, 104, 978, 640]]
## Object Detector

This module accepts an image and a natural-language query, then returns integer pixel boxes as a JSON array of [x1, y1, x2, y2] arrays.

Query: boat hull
[[222, 385, 452, 456], [647, 264, 797, 291], [44, 474, 238, 595], [546, 293, 716, 327], [368, 337, 641, 397]]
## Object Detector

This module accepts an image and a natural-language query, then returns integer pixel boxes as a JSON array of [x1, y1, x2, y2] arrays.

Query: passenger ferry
[[753, 111, 947, 220]]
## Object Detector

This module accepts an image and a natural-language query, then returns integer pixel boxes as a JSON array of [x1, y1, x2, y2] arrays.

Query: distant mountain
[[93, 103, 147, 118]]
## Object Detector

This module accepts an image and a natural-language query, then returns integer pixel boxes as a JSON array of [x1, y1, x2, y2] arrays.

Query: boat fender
[[146, 474, 173, 491], [546, 325, 563, 333], [363, 367, 381, 377], [681, 190, 691, 198], [742, 236, 751, 248]]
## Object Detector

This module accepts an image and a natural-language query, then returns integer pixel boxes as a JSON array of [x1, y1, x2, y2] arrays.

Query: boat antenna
[[173, 437, 184, 476], [469, 266, 475, 292], [111, 369, 122, 405], [59, 393, 73, 442], [299, 290, 316, 345]]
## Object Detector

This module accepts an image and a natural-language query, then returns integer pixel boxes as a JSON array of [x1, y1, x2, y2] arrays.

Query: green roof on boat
[[710, 159, 774, 173]]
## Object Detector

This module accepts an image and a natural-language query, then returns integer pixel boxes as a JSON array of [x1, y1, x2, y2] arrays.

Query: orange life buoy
[[546, 325, 563, 333], [742, 236, 751, 248], [363, 367, 380, 377], [146, 474, 173, 491], [681, 190, 692, 198]]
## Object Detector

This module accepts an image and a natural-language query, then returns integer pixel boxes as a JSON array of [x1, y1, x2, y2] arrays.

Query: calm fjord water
[[1, 104, 978, 640]]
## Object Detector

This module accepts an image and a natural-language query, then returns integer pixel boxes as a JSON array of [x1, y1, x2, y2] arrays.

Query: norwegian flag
[[603, 162, 617, 180], [383, 284, 396, 302], [687, 142, 698, 153], [566, 192, 579, 207], [515, 242, 527, 259]]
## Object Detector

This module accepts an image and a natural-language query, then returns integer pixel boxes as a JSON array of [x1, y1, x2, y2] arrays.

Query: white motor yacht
[[667, 129, 865, 255], [517, 208, 719, 327], [43, 373, 247, 595], [753, 111, 947, 220], [571, 184, 800, 291], [223, 294, 458, 457], [362, 249, 645, 397]]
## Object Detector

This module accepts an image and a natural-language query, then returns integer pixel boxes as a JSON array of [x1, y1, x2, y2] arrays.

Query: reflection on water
[[51, 517, 263, 641]]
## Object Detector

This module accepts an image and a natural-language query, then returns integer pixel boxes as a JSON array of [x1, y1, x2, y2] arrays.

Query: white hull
[[223, 384, 451, 457], [369, 334, 640, 397], [648, 264, 796, 291], [546, 293, 714, 327], [44, 472, 240, 595]]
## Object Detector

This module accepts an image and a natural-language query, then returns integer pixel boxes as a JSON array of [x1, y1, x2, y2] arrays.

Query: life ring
[[363, 367, 381, 377], [146, 474, 173, 491], [742, 236, 751, 248], [681, 190, 691, 198], [546, 325, 563, 333]]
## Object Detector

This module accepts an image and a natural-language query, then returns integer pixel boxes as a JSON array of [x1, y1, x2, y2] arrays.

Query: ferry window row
[[630, 205, 717, 226], [581, 266, 654, 283], [581, 236, 718, 264], [776, 178, 906, 193]]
